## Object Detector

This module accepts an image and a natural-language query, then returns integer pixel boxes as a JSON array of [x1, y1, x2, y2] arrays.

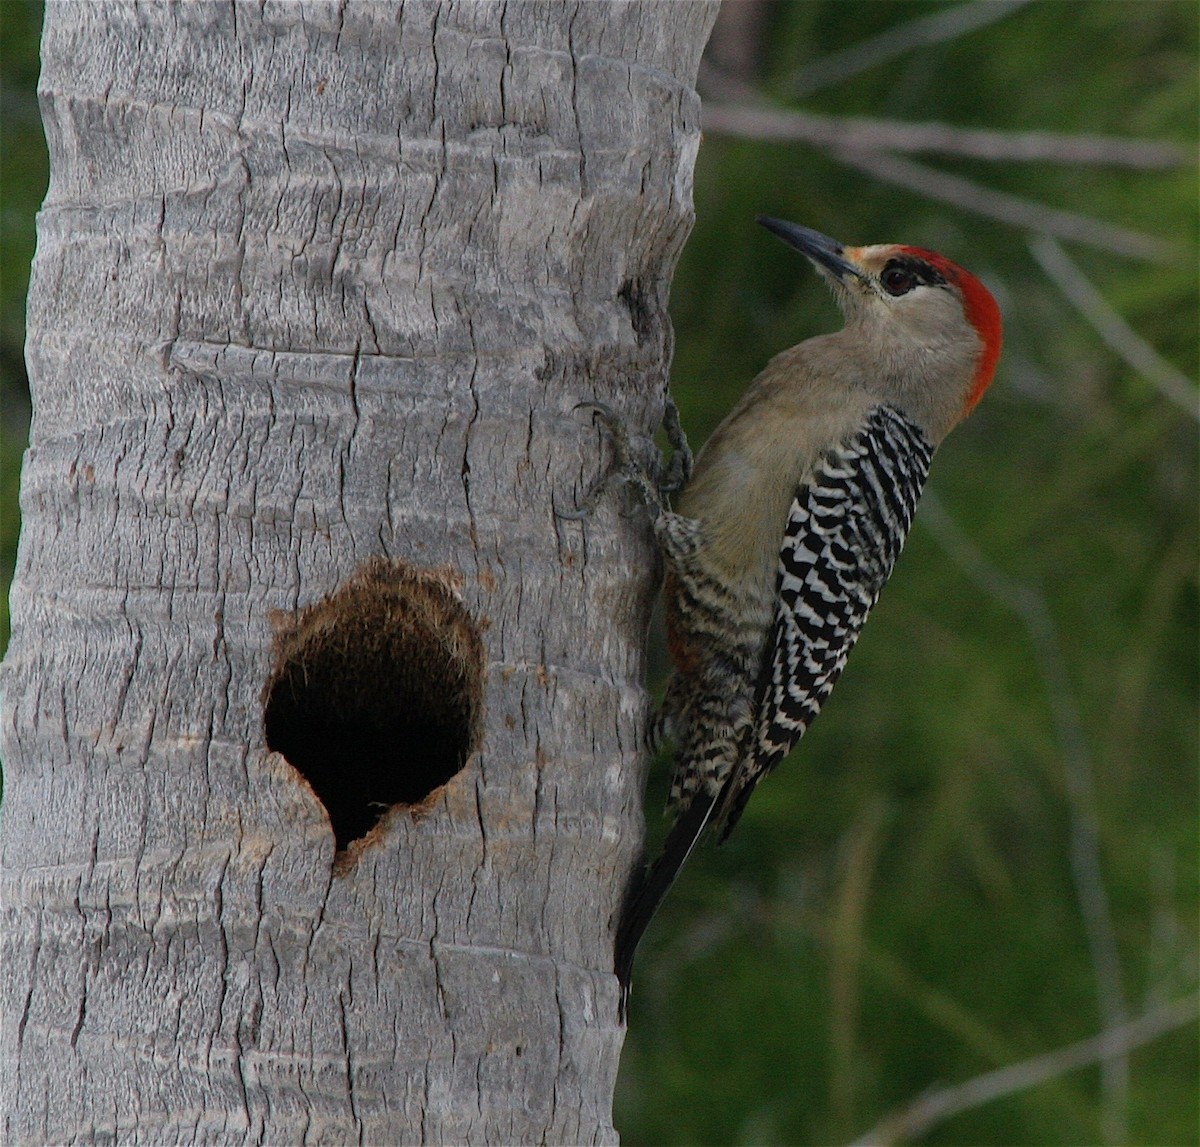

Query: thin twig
[[1029, 235, 1199, 420], [918, 494, 1131, 1142], [830, 148, 1174, 263], [849, 993, 1198, 1146], [784, 0, 1035, 99], [702, 103, 1186, 170]]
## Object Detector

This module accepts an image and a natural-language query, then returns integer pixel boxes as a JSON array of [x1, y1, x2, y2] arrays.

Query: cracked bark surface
[[0, 2, 718, 1142]]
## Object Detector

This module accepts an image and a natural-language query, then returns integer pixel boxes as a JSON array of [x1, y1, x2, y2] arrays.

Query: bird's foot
[[560, 399, 690, 520], [659, 395, 693, 495]]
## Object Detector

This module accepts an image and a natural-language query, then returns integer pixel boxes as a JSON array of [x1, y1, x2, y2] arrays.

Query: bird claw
[[556, 403, 627, 520], [554, 502, 595, 522], [560, 399, 690, 520], [659, 396, 694, 494]]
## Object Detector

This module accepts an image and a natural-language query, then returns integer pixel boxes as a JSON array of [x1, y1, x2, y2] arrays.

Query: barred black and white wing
[[715, 405, 934, 839]]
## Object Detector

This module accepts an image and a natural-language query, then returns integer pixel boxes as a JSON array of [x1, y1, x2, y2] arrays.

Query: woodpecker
[[577, 217, 1003, 1005]]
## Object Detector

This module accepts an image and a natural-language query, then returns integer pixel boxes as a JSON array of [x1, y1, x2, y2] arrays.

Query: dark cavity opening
[[263, 557, 485, 852], [619, 277, 655, 344]]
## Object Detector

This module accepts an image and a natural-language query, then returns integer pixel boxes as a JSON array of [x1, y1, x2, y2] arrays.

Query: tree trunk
[[0, 2, 717, 1142]]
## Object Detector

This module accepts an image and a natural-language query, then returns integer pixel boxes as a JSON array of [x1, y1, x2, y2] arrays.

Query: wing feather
[[715, 405, 934, 839]]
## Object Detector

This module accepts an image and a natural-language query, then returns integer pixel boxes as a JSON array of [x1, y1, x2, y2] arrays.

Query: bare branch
[[702, 103, 1187, 170], [830, 148, 1175, 263], [850, 993, 1199, 1146], [918, 494, 1131, 1141], [785, 0, 1035, 99], [1029, 235, 1199, 420]]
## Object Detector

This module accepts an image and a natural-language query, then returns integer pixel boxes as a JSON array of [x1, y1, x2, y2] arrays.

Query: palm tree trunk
[[0, 2, 717, 1141]]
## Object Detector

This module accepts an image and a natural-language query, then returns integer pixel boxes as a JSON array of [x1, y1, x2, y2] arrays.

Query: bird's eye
[[881, 266, 917, 296]]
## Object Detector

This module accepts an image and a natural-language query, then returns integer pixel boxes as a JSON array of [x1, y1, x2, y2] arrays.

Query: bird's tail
[[614, 790, 718, 1019]]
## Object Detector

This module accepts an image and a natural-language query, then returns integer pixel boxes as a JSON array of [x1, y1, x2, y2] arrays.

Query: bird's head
[[759, 216, 1003, 437]]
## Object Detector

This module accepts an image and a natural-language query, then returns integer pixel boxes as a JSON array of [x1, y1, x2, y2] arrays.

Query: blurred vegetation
[[618, 3, 1198, 1146], [0, 1, 1195, 1144], [0, 0, 43, 647]]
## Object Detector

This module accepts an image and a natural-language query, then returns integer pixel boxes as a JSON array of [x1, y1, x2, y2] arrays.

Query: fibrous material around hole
[[263, 557, 485, 852]]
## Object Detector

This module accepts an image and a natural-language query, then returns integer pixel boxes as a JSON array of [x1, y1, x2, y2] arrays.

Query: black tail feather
[[614, 791, 718, 1018], [714, 772, 759, 844]]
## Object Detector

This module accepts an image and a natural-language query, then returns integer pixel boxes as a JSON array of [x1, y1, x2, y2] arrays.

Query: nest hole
[[263, 557, 485, 852]]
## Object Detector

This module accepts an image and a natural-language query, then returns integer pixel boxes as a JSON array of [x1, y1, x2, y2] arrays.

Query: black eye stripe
[[882, 256, 946, 288]]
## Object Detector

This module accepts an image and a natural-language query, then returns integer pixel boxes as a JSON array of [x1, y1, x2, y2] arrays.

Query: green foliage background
[[1, 3, 1195, 1144], [617, 4, 1198, 1145]]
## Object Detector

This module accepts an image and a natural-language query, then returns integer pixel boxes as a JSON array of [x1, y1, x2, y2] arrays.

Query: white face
[[817, 244, 986, 438], [817, 244, 970, 348], [833, 244, 954, 325]]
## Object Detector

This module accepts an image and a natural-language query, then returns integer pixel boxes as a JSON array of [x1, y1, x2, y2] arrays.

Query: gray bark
[[0, 2, 717, 1143]]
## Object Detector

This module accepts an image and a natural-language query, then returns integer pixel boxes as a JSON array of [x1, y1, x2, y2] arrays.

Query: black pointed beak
[[757, 216, 864, 283]]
